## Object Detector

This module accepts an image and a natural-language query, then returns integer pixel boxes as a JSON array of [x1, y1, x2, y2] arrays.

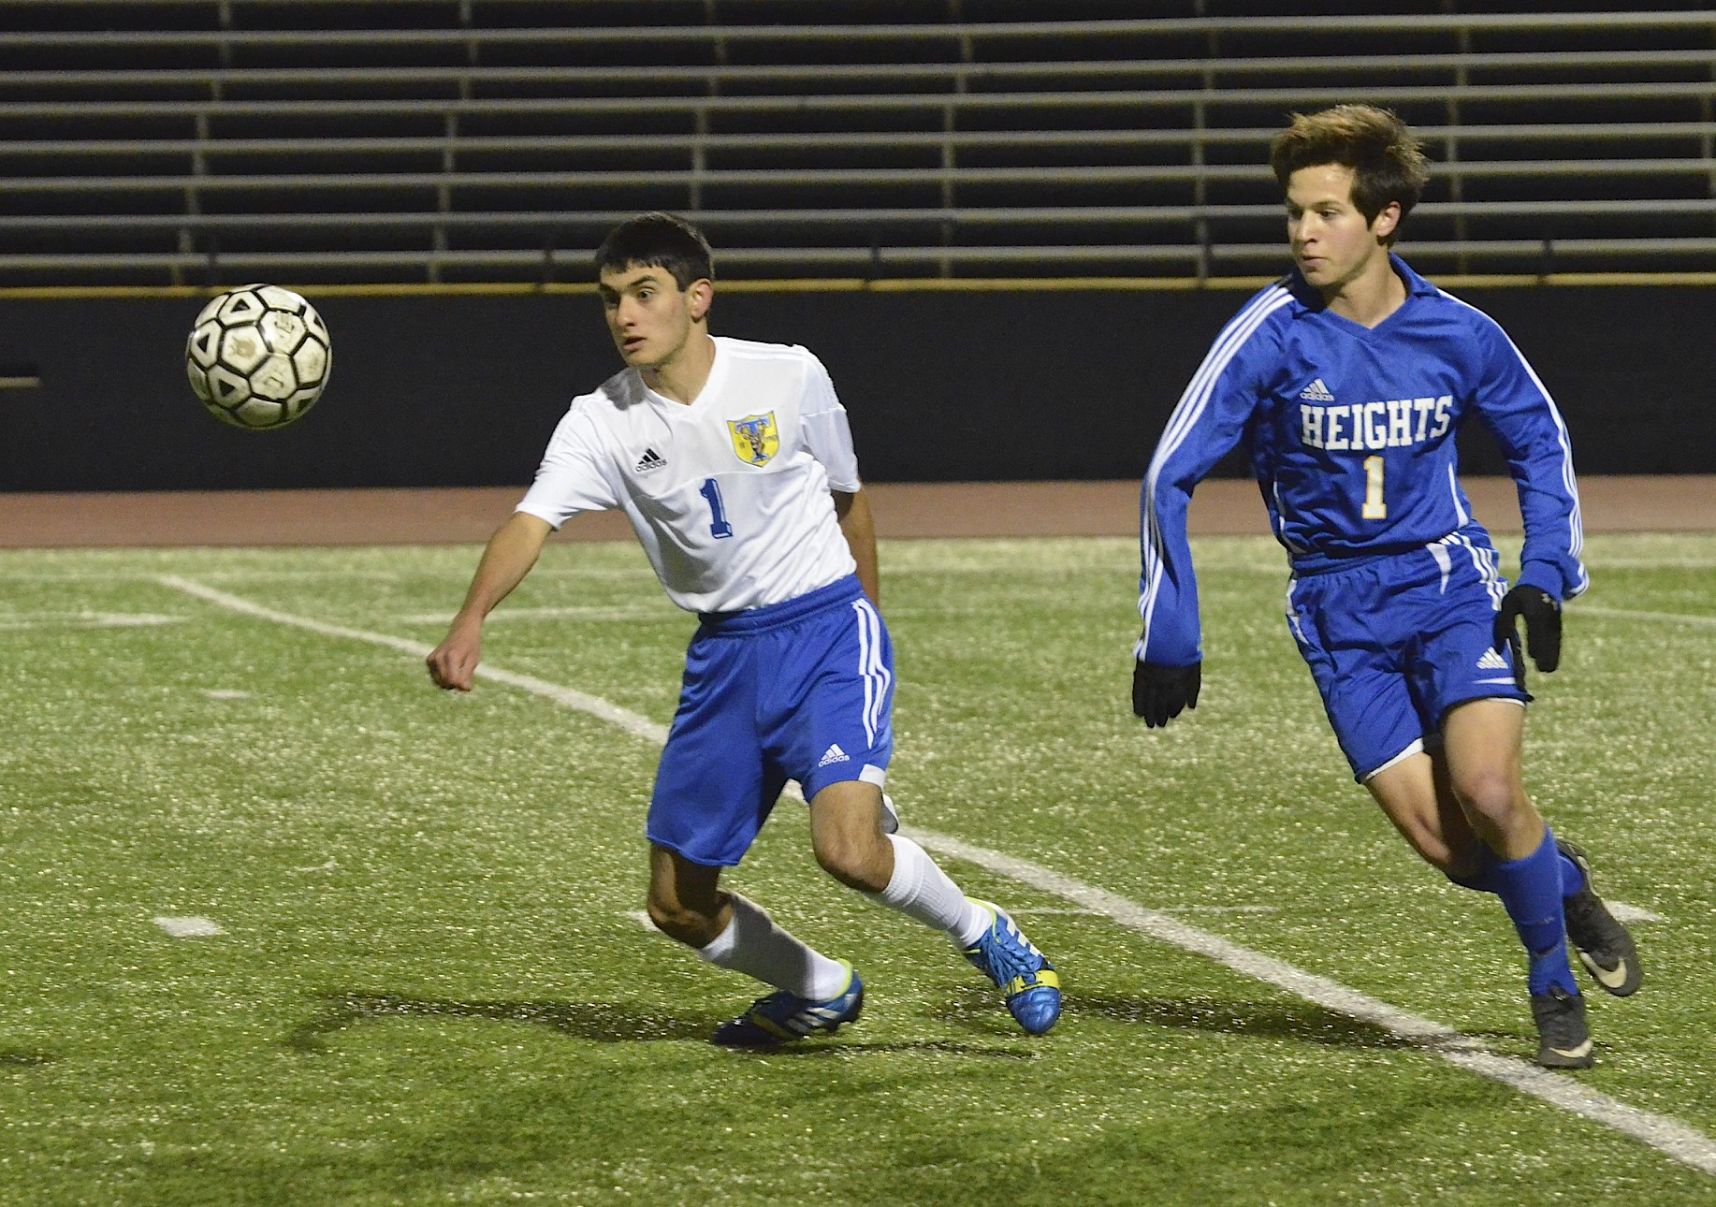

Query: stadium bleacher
[[4, 2, 1716, 285]]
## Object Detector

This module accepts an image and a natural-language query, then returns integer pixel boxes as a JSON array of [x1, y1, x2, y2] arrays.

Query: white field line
[[158, 576, 662, 742], [0, 611, 185, 629], [153, 916, 225, 938], [1578, 605, 1716, 628], [395, 604, 986, 626], [155, 573, 1715, 1179], [1612, 903, 1665, 924], [396, 605, 682, 625]]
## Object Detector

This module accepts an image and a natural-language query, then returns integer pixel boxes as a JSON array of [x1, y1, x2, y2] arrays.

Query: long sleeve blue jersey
[[1138, 256, 1587, 668]]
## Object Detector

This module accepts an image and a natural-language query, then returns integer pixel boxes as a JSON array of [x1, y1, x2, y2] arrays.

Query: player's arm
[[1469, 318, 1588, 673], [833, 489, 879, 608], [426, 511, 553, 691], [1134, 293, 1281, 726]]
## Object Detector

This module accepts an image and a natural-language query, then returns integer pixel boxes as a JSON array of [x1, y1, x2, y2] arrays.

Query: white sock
[[695, 892, 850, 1000], [867, 833, 991, 947]]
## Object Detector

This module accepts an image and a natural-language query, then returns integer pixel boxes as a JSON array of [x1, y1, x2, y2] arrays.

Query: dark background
[[0, 286, 1701, 492]]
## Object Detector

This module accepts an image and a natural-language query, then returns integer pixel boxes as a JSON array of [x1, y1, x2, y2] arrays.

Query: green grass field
[[3, 533, 1714, 1204]]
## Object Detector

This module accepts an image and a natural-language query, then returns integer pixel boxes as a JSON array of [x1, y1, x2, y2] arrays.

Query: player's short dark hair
[[1269, 105, 1430, 244], [594, 212, 714, 289]]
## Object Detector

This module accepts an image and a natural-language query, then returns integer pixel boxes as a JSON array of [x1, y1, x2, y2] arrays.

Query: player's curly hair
[[594, 212, 714, 289], [1269, 105, 1430, 244]]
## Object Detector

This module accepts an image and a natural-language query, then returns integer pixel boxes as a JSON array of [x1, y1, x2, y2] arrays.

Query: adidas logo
[[1298, 378, 1335, 402], [1477, 647, 1509, 671], [818, 743, 851, 768], [635, 447, 667, 473]]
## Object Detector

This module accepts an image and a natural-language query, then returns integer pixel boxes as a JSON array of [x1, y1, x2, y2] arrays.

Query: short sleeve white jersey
[[517, 336, 862, 613]]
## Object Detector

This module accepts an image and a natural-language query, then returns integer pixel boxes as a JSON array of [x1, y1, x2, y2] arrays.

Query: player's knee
[[645, 894, 718, 947], [1449, 767, 1521, 826], [812, 830, 889, 893]]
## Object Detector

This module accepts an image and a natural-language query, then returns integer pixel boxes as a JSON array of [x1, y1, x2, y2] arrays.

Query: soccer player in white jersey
[[428, 213, 1059, 1045], [1131, 107, 1639, 1068]]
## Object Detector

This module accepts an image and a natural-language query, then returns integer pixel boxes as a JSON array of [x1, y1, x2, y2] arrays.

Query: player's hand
[[1132, 659, 1201, 728], [427, 624, 482, 692], [1493, 585, 1561, 675]]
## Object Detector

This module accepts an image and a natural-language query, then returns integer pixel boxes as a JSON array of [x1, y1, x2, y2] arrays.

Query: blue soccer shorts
[[647, 575, 894, 867], [1284, 529, 1529, 783]]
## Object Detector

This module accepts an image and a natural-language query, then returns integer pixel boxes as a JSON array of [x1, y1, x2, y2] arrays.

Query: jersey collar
[[1283, 253, 1434, 316]]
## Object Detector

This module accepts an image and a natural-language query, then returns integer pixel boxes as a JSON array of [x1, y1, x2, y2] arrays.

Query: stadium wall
[[0, 286, 1707, 492]]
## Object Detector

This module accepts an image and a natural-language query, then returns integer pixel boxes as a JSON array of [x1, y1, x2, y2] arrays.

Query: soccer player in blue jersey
[[427, 212, 1059, 1045], [1131, 106, 1638, 1068]]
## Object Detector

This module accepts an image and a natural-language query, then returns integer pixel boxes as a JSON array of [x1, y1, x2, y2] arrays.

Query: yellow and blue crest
[[726, 412, 780, 466]]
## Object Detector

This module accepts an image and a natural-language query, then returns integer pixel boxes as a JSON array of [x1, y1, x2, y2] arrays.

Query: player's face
[[597, 264, 708, 371], [1284, 163, 1398, 295]]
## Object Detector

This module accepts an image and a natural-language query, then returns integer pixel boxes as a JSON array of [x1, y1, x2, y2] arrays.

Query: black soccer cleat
[[1531, 986, 1594, 1070], [1558, 840, 1642, 998]]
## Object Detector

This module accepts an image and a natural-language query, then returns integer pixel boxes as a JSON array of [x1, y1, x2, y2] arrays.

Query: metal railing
[[2, 6, 1715, 286]]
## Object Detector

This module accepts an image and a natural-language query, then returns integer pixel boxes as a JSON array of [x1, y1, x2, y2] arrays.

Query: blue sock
[[1447, 845, 1585, 901], [1447, 851, 1501, 895], [1490, 828, 1580, 997]]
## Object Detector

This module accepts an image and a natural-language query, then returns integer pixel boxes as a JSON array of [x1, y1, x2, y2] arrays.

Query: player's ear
[[687, 278, 714, 322], [1371, 200, 1402, 242]]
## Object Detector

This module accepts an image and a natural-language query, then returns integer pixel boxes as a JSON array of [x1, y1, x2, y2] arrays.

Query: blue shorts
[[647, 575, 894, 867], [1284, 529, 1529, 783]]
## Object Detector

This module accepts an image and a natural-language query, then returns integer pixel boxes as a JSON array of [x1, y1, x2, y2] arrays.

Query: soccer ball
[[185, 284, 331, 429]]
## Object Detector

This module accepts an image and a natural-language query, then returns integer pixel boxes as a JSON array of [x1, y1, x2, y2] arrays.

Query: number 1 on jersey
[[1361, 455, 1388, 520], [699, 477, 734, 539]]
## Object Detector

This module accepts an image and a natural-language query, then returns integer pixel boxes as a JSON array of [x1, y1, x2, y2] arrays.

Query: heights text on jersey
[[1138, 255, 1586, 668], [518, 337, 862, 613]]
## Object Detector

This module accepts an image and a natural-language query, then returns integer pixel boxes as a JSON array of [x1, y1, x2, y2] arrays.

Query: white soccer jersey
[[517, 336, 862, 613]]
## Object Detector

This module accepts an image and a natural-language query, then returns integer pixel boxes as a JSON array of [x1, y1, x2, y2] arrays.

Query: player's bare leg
[[647, 843, 861, 1047], [1441, 700, 1541, 859], [645, 843, 728, 946], [1365, 750, 1487, 879], [809, 780, 1061, 1035], [1444, 701, 1642, 998], [1367, 700, 1593, 1066], [808, 779, 895, 892]]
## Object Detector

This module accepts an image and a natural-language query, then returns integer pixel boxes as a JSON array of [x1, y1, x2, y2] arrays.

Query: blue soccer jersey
[[1138, 255, 1587, 668]]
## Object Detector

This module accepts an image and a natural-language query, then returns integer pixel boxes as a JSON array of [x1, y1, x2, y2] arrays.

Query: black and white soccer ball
[[185, 284, 331, 429]]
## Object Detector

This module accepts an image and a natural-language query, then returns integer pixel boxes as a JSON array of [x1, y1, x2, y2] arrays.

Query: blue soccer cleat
[[711, 962, 865, 1048], [963, 898, 1062, 1035]]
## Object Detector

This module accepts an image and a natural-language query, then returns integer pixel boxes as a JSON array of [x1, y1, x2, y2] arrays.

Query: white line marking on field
[[159, 576, 659, 740], [623, 910, 656, 931], [0, 611, 185, 629], [397, 605, 683, 625], [202, 689, 252, 701], [153, 916, 226, 938], [1014, 904, 1280, 916], [1578, 605, 1716, 628], [156, 575, 1716, 1179], [1611, 902, 1665, 924], [905, 832, 1715, 1176]]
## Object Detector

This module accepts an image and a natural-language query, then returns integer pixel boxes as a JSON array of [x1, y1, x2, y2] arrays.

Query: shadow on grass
[[286, 991, 716, 1052], [1070, 992, 1423, 1051], [1, 1049, 58, 1069], [287, 991, 1041, 1060], [740, 1037, 1038, 1060]]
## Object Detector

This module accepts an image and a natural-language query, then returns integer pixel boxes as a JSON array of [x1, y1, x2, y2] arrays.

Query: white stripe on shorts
[[852, 598, 891, 747]]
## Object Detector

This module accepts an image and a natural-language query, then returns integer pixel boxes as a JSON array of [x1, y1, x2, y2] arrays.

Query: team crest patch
[[727, 412, 780, 466]]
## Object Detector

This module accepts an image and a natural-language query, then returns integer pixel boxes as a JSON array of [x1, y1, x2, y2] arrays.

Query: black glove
[[1493, 585, 1561, 683], [1132, 659, 1201, 729]]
